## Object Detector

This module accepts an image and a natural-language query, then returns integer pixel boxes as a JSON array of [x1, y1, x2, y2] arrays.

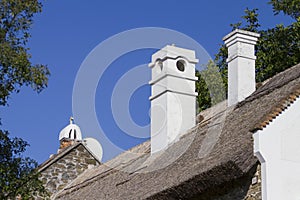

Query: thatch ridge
[[55, 63, 300, 199]]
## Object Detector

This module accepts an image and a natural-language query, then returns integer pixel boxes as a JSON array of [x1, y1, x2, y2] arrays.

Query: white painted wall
[[254, 97, 300, 200], [149, 45, 198, 153], [223, 29, 260, 106]]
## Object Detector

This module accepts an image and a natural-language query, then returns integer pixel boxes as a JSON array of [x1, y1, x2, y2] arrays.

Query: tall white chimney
[[149, 45, 198, 154], [223, 29, 260, 106]]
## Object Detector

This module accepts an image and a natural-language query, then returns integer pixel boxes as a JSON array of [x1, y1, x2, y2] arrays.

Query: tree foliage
[[0, 0, 50, 199], [0, 130, 48, 199], [0, 0, 50, 106], [256, 20, 300, 81], [196, 1, 300, 111], [269, 0, 300, 20], [196, 60, 226, 113]]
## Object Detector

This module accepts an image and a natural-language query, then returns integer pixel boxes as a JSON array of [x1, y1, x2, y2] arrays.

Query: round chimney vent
[[176, 60, 185, 72], [155, 59, 163, 73]]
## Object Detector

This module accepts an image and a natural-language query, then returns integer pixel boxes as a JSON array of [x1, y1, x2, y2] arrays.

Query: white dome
[[59, 117, 82, 141], [84, 137, 103, 162]]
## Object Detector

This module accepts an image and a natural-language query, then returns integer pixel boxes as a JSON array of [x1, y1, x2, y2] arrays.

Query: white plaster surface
[[59, 123, 82, 141], [149, 45, 197, 153], [254, 97, 300, 200], [223, 29, 260, 106]]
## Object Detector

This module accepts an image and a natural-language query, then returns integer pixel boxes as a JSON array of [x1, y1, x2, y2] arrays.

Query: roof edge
[[252, 89, 300, 132]]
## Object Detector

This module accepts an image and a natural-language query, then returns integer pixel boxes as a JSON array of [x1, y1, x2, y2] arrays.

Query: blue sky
[[0, 0, 294, 163]]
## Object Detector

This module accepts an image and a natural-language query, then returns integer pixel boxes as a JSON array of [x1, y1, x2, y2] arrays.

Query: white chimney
[[149, 45, 198, 154], [223, 29, 260, 106]]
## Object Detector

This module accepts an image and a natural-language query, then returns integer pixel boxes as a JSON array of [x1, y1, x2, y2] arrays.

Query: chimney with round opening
[[148, 45, 198, 154]]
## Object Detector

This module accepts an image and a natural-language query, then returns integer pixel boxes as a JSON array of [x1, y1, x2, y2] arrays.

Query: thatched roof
[[55, 63, 300, 200]]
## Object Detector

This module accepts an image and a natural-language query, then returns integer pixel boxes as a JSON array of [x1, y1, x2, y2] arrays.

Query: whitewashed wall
[[254, 97, 300, 200]]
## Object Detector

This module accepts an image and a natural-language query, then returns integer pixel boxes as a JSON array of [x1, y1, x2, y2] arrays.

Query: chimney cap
[[149, 45, 198, 67], [59, 117, 82, 141], [223, 29, 260, 41], [223, 29, 260, 47]]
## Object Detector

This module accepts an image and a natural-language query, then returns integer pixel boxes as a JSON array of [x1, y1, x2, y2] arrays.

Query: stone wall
[[244, 164, 261, 199], [190, 163, 261, 200], [39, 144, 100, 198]]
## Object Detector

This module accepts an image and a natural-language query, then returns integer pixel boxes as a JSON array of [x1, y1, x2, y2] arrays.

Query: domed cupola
[[59, 117, 82, 141]]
